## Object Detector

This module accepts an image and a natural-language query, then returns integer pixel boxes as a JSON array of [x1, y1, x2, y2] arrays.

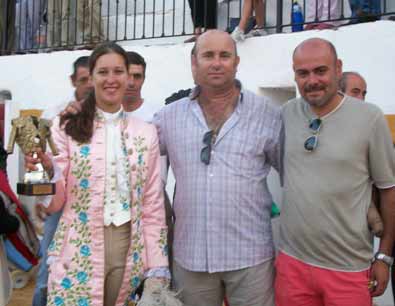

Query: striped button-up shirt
[[153, 82, 282, 272]]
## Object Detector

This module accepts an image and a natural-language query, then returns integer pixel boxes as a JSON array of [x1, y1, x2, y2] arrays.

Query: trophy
[[7, 115, 59, 196]]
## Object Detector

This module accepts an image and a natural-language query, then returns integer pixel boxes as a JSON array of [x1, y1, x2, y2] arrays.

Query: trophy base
[[17, 182, 56, 196]]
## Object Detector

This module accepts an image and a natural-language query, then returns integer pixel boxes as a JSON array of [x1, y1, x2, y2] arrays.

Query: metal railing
[[1, 0, 394, 55]]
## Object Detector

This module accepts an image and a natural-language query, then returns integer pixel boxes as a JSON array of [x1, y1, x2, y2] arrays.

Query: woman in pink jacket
[[26, 42, 170, 306]]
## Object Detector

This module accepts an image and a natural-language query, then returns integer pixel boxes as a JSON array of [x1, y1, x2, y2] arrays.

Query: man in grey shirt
[[154, 30, 282, 306], [277, 37, 395, 306]]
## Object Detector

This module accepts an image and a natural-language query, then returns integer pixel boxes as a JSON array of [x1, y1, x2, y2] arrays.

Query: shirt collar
[[96, 107, 124, 123], [303, 91, 346, 120]]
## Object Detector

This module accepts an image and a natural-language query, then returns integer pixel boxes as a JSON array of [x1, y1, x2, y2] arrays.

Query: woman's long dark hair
[[60, 42, 129, 143]]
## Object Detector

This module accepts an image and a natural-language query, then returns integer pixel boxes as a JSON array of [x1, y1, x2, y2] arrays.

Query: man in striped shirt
[[154, 30, 282, 306]]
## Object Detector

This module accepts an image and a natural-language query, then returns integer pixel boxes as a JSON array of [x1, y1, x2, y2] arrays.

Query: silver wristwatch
[[373, 252, 394, 266]]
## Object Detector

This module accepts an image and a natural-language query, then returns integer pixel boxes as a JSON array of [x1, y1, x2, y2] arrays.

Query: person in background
[[47, 0, 103, 48], [304, 0, 350, 30], [0, 0, 16, 55], [15, 0, 47, 50], [231, 0, 267, 42], [185, 0, 217, 43], [349, 0, 381, 23], [339, 71, 367, 100]]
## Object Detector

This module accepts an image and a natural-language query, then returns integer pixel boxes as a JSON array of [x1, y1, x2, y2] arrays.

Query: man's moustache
[[304, 85, 325, 93]]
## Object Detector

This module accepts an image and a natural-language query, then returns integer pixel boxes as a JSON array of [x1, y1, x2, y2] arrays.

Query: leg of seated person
[[239, 0, 253, 32], [305, 0, 323, 23], [253, 0, 265, 28], [204, 0, 217, 29]]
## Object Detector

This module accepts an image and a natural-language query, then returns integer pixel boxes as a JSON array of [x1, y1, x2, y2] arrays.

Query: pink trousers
[[275, 252, 372, 306]]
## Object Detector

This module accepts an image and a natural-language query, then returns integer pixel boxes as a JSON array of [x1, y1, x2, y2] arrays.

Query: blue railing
[[1, 0, 394, 55]]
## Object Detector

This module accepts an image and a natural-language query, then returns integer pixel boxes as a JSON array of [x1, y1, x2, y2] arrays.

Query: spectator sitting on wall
[[15, 0, 46, 51], [304, 0, 351, 30], [0, 0, 16, 55], [231, 0, 267, 42], [349, 0, 381, 24], [185, 0, 217, 43], [47, 0, 103, 49]]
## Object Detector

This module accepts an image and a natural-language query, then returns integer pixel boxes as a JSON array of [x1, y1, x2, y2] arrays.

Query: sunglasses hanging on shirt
[[304, 118, 322, 152]]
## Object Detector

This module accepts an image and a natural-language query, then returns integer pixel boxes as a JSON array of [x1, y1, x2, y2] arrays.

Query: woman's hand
[[24, 148, 54, 179]]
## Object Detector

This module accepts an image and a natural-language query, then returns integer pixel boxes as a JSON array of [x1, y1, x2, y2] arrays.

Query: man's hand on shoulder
[[60, 100, 83, 117], [370, 260, 389, 297]]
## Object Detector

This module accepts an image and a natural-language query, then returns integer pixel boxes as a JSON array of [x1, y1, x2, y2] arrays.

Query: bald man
[[154, 30, 281, 306], [277, 38, 395, 306], [340, 71, 368, 100]]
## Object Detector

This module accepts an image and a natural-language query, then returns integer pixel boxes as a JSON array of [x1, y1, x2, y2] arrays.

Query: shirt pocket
[[229, 133, 262, 176]]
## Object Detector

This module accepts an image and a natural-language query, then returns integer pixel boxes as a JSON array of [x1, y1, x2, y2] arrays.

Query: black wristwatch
[[373, 252, 394, 266]]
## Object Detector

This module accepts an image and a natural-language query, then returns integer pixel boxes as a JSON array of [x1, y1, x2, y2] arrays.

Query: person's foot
[[231, 27, 245, 42], [246, 26, 268, 38]]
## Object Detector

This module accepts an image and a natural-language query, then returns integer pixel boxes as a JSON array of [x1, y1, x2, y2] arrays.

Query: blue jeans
[[32, 210, 62, 306]]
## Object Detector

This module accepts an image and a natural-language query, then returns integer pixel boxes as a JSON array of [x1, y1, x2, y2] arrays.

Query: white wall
[[3, 21, 395, 111]]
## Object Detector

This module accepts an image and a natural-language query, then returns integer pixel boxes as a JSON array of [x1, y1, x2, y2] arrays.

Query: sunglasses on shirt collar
[[304, 118, 322, 152]]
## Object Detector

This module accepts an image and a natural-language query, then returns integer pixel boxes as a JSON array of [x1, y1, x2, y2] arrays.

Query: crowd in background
[[0, 0, 392, 55]]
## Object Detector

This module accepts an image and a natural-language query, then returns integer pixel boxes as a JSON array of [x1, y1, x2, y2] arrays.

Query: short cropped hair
[[71, 56, 89, 80], [126, 51, 147, 76]]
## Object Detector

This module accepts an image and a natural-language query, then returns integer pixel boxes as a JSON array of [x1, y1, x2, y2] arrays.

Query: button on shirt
[[100, 109, 132, 227], [153, 82, 283, 272]]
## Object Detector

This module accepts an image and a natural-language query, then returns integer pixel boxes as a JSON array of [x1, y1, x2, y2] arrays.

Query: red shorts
[[275, 252, 372, 306]]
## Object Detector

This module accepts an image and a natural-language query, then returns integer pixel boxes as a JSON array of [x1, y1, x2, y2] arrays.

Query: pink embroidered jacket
[[46, 112, 168, 306]]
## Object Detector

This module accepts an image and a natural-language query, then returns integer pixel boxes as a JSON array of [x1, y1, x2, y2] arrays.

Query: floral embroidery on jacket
[[122, 135, 148, 306], [47, 144, 93, 306]]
